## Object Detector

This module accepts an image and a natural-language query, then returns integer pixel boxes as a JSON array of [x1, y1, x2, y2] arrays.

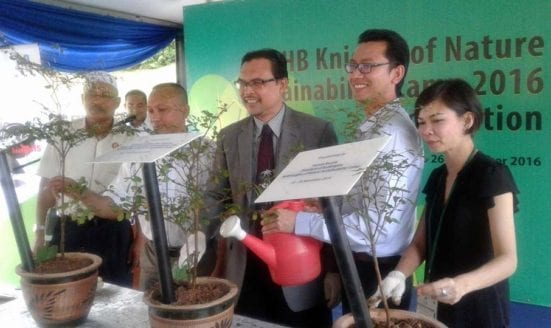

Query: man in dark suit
[[204, 49, 339, 327]]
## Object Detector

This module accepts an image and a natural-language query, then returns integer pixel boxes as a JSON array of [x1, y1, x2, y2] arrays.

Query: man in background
[[124, 89, 149, 130]]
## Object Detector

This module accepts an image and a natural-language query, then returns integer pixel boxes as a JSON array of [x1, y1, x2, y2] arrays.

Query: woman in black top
[[370, 79, 519, 327]]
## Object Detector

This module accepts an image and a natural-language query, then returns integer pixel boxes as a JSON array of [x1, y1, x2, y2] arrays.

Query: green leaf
[[36, 245, 58, 264], [172, 262, 190, 283]]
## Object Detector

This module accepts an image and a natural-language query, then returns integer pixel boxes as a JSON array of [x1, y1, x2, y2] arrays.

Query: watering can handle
[[272, 200, 306, 212]]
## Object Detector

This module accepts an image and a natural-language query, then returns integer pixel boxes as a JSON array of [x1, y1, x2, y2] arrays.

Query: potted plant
[[110, 104, 239, 327], [10, 113, 104, 326], [0, 46, 131, 326]]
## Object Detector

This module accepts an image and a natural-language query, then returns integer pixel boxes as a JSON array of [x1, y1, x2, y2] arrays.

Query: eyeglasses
[[234, 78, 277, 90], [344, 62, 390, 74]]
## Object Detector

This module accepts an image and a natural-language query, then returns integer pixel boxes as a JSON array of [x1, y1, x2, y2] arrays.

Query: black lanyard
[[425, 149, 477, 282]]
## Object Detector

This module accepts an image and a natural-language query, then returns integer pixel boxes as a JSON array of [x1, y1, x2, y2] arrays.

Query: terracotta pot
[[15, 252, 102, 326], [144, 277, 238, 328], [333, 308, 447, 328]]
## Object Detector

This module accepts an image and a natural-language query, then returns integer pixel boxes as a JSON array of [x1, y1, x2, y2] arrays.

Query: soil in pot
[[334, 309, 447, 328], [33, 256, 93, 274], [148, 280, 230, 305]]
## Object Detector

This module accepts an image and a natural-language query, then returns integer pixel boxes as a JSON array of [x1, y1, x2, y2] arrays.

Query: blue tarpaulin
[[0, 0, 180, 72]]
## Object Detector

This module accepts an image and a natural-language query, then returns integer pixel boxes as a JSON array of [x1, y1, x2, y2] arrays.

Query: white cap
[[84, 71, 117, 90]]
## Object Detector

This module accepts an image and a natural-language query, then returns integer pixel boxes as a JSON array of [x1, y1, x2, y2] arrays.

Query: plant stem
[[59, 155, 66, 257], [370, 240, 391, 327]]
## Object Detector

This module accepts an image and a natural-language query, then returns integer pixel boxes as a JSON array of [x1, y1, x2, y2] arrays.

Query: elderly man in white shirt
[[103, 138, 211, 290], [36, 71, 134, 287]]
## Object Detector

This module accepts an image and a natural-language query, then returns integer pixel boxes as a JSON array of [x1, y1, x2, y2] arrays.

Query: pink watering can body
[[220, 200, 322, 286]]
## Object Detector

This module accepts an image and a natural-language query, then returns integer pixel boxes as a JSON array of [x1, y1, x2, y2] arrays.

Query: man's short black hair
[[241, 48, 288, 79], [358, 29, 410, 96]]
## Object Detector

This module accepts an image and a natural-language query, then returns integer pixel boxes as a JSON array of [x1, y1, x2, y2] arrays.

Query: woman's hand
[[417, 277, 465, 305]]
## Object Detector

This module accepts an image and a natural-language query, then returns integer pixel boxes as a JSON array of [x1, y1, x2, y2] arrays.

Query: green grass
[[0, 195, 36, 287]]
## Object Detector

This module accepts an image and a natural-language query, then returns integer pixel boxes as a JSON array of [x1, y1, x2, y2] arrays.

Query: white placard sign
[[255, 135, 391, 203], [92, 132, 202, 163]]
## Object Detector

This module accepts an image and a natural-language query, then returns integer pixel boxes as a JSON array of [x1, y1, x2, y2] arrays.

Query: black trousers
[[342, 253, 412, 313], [51, 216, 133, 287], [236, 249, 332, 328]]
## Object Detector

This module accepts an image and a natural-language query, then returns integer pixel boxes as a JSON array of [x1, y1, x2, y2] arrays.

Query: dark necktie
[[256, 124, 274, 187], [253, 124, 274, 232]]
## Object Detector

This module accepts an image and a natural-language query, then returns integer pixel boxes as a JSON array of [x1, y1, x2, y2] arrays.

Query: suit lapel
[[276, 107, 301, 175], [237, 118, 254, 206]]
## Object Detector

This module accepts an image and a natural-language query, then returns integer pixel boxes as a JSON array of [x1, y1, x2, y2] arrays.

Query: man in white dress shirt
[[262, 29, 424, 312]]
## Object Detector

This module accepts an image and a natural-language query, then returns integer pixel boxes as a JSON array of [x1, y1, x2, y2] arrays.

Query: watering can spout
[[220, 215, 277, 268], [219, 215, 247, 240]]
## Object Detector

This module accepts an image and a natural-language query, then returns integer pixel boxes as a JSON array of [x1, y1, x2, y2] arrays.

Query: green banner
[[184, 0, 549, 306]]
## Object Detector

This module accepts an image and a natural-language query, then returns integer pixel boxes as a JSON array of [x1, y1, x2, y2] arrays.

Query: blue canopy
[[0, 0, 180, 72]]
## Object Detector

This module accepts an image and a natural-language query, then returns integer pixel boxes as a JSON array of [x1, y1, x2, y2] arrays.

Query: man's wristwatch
[[33, 224, 46, 232]]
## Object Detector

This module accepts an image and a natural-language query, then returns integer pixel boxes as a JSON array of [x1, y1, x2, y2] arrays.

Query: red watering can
[[220, 200, 322, 286]]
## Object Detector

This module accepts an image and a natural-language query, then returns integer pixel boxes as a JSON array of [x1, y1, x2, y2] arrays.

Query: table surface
[[0, 282, 288, 327]]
